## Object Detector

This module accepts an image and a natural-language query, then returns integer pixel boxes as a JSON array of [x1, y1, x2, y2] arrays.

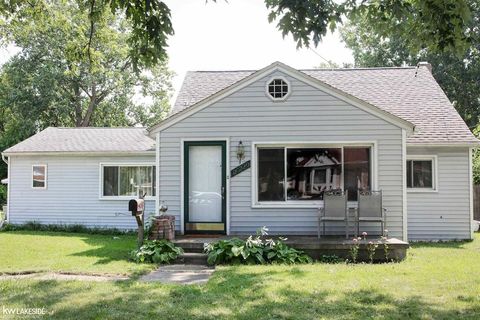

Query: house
[[2, 61, 478, 241]]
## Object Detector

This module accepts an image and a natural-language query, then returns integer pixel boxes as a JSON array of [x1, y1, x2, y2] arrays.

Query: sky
[[0, 0, 354, 101], [164, 0, 353, 99]]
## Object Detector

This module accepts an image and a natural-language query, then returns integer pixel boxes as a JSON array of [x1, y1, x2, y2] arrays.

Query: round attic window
[[267, 77, 289, 100]]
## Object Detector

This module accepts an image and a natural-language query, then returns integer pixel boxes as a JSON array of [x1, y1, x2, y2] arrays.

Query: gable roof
[[2, 127, 155, 155], [150, 61, 415, 135], [162, 62, 478, 146]]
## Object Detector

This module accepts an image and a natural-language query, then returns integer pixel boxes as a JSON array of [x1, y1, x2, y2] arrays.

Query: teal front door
[[184, 141, 226, 234]]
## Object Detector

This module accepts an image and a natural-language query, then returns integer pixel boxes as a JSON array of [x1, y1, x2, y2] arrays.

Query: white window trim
[[406, 155, 438, 193], [99, 163, 156, 201], [32, 164, 47, 190], [251, 141, 378, 208], [265, 76, 291, 101]]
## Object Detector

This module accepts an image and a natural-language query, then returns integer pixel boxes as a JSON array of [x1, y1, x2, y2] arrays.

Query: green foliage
[[0, 0, 173, 71], [265, 0, 473, 55], [318, 254, 344, 264], [204, 227, 312, 265], [340, 2, 480, 129], [367, 241, 379, 264], [349, 238, 360, 263], [130, 239, 183, 264], [473, 126, 480, 185], [0, 1, 172, 177], [1, 0, 474, 72], [0, 184, 6, 206], [1, 221, 135, 236]]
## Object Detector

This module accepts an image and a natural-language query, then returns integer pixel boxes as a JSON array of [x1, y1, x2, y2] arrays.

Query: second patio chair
[[318, 190, 349, 239], [357, 190, 387, 237]]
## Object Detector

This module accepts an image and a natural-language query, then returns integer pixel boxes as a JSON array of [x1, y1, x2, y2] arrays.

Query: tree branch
[[86, 0, 96, 65]]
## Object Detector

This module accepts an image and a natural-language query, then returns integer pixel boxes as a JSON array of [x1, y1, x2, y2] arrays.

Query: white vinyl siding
[[158, 71, 405, 238], [8, 155, 155, 229], [407, 147, 471, 240]]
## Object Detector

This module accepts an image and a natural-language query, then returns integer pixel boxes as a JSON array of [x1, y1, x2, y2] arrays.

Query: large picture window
[[407, 158, 435, 190], [256, 145, 372, 203], [287, 148, 342, 200], [102, 165, 155, 198]]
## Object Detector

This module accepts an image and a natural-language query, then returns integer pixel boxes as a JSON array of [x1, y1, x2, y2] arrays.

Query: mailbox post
[[129, 197, 145, 248]]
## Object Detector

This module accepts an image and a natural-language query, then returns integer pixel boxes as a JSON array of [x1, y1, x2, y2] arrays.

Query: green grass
[[0, 231, 154, 275], [1, 232, 480, 319]]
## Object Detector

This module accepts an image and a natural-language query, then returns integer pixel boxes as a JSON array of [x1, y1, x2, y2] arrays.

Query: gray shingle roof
[[173, 65, 478, 145], [3, 127, 155, 154]]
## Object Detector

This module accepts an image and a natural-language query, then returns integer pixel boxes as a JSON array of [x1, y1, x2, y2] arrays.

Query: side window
[[32, 165, 47, 189], [407, 159, 435, 190], [102, 165, 155, 197]]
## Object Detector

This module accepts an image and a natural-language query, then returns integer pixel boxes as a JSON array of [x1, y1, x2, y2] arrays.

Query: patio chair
[[357, 190, 387, 237], [318, 190, 349, 239]]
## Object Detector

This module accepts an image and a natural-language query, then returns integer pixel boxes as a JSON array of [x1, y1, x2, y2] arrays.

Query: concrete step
[[174, 241, 206, 253], [176, 252, 209, 265]]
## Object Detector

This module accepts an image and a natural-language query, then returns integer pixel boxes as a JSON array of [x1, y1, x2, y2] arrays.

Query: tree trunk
[[73, 83, 83, 127]]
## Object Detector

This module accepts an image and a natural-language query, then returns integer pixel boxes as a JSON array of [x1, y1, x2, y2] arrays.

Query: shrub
[[130, 239, 184, 264], [318, 254, 344, 264], [204, 227, 312, 265], [263, 239, 312, 264], [0, 221, 135, 236]]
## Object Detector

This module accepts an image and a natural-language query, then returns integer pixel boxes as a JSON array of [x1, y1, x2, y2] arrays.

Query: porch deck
[[172, 235, 409, 262]]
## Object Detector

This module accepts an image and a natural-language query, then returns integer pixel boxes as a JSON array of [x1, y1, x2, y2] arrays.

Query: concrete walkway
[[139, 264, 215, 285], [0, 272, 129, 282]]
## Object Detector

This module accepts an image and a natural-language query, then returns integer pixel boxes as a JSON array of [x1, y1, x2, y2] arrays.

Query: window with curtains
[[102, 165, 155, 197], [257, 146, 371, 203]]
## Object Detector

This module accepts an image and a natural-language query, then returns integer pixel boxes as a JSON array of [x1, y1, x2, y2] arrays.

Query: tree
[[264, 0, 473, 55], [339, 2, 480, 129], [339, 1, 480, 185], [0, 1, 172, 128], [474, 126, 480, 185], [0, 0, 173, 71], [0, 1, 172, 179], [0, 1, 475, 68]]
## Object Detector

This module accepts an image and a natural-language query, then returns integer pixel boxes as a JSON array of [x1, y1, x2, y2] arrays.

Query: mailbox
[[129, 199, 145, 216]]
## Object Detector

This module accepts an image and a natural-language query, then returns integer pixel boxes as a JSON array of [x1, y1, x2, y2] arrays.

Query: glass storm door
[[184, 141, 226, 233]]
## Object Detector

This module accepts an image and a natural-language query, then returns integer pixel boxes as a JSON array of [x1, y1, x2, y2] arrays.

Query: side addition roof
[[2, 127, 155, 155]]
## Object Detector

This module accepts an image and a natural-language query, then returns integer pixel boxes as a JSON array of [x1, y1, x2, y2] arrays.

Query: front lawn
[[1, 232, 480, 319], [0, 231, 154, 275]]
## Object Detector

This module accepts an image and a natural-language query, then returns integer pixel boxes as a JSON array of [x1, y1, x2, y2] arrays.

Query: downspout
[[1, 153, 9, 223]]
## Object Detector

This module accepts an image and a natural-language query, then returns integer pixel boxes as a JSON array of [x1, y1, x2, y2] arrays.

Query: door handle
[[221, 187, 225, 199]]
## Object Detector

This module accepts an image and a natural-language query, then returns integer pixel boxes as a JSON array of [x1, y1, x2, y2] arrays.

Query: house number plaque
[[231, 160, 251, 177]]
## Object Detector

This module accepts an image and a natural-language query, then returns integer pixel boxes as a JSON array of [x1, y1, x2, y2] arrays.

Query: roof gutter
[[1, 151, 156, 157], [407, 142, 480, 148], [1, 153, 7, 165]]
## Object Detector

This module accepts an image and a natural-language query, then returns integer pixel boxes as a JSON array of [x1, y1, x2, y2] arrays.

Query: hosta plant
[[131, 240, 183, 264], [204, 227, 312, 265]]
